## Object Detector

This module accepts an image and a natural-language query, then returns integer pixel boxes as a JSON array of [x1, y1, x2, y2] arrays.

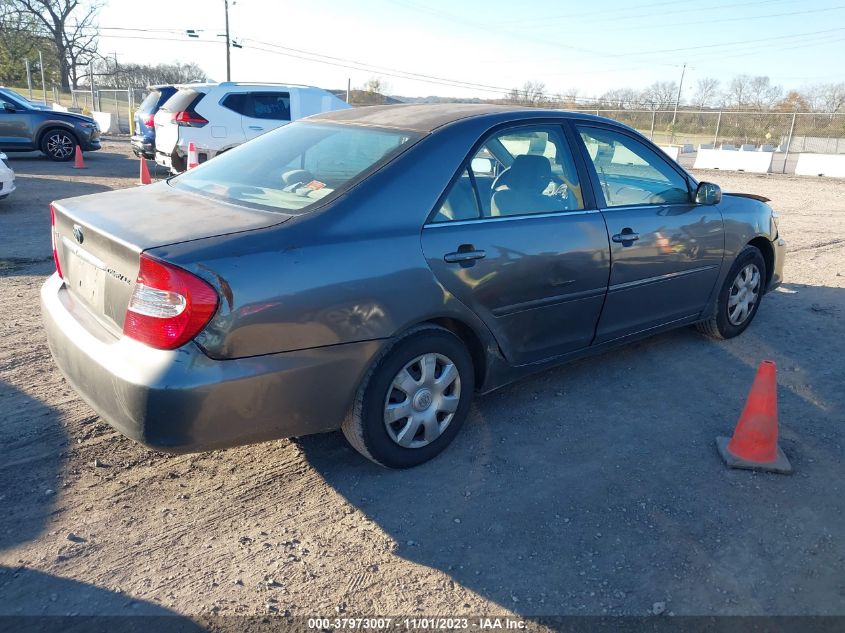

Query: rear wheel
[[40, 129, 78, 162], [342, 326, 474, 468], [696, 245, 766, 339]]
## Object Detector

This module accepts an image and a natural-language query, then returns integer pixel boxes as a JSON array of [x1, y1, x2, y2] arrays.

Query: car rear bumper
[[41, 273, 382, 453], [130, 135, 155, 158]]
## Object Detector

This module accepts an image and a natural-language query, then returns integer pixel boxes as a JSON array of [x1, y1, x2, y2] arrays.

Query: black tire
[[40, 128, 78, 162], [342, 325, 475, 468], [696, 245, 767, 340]]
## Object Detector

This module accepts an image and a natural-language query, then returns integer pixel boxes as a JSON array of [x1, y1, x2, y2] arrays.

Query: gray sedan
[[41, 105, 785, 468]]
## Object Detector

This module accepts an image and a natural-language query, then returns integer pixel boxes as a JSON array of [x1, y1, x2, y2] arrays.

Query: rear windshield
[[160, 88, 203, 113], [138, 90, 161, 113], [169, 122, 421, 214]]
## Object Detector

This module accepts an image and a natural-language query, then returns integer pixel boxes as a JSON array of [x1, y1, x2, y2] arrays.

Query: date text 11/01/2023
[[306, 618, 527, 629]]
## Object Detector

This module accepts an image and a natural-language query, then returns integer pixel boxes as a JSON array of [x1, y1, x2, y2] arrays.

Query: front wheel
[[696, 245, 767, 339], [40, 129, 78, 161], [342, 326, 474, 468]]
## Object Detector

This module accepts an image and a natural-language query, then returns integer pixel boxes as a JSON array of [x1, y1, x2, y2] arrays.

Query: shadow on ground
[[0, 382, 202, 629], [298, 283, 845, 617]]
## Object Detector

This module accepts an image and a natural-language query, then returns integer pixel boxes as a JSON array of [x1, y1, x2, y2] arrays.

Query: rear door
[[421, 123, 610, 366], [574, 123, 724, 343], [241, 91, 292, 140]]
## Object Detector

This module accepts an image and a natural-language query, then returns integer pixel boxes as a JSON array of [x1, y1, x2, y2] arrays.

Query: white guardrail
[[692, 148, 774, 174], [794, 153, 845, 178]]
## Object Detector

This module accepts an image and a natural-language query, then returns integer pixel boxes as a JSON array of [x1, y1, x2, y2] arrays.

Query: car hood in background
[[53, 182, 292, 253]]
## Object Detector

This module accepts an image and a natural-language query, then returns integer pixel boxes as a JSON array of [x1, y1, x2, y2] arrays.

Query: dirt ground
[[1, 141, 843, 627]]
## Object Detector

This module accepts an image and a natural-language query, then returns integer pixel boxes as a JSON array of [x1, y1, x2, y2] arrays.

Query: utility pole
[[224, 0, 231, 81], [346, 77, 351, 104], [670, 62, 687, 143], [25, 59, 33, 100], [39, 51, 47, 104]]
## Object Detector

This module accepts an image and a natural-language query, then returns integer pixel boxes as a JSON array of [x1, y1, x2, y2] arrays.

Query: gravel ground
[[0, 142, 843, 626]]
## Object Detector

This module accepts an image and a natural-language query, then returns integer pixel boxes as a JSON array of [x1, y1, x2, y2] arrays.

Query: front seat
[[491, 155, 557, 216]]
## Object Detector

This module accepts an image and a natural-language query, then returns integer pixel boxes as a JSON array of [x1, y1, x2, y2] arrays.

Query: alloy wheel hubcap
[[47, 134, 74, 159], [384, 352, 461, 449], [728, 263, 760, 325]]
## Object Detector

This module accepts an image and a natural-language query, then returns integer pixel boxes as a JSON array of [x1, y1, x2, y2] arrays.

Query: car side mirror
[[695, 181, 721, 205], [2, 102, 16, 113]]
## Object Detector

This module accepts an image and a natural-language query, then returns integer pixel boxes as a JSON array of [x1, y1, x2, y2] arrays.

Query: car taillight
[[144, 114, 155, 127], [172, 111, 208, 127], [123, 254, 218, 350], [50, 204, 63, 279]]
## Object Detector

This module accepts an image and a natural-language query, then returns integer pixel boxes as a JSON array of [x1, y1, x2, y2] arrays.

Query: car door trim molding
[[491, 285, 607, 317], [607, 264, 718, 293], [424, 208, 601, 229]]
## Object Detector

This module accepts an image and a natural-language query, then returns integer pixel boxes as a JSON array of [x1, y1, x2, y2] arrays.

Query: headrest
[[493, 155, 551, 193]]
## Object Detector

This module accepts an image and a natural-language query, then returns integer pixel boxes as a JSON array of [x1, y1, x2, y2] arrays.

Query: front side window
[[432, 125, 584, 223], [577, 126, 690, 207], [170, 122, 420, 213]]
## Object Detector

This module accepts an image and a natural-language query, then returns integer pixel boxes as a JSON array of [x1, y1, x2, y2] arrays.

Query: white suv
[[154, 82, 351, 173]]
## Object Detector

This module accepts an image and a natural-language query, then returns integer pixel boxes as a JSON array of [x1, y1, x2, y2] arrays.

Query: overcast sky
[[97, 0, 845, 99]]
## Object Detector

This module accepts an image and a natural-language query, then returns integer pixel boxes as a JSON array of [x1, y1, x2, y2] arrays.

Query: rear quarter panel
[[150, 120, 499, 361]]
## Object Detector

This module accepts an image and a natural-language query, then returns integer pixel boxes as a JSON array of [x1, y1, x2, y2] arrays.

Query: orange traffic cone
[[139, 157, 152, 185], [716, 360, 793, 474], [187, 142, 199, 170], [73, 145, 85, 169]]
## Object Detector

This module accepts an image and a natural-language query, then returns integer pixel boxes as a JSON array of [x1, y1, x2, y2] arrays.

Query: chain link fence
[[572, 109, 845, 173]]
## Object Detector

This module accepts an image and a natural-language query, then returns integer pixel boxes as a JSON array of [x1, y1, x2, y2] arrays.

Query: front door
[[0, 98, 33, 149], [421, 124, 610, 366], [574, 124, 724, 343]]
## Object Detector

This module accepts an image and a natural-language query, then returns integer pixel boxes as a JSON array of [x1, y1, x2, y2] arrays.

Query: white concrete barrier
[[51, 103, 68, 112], [794, 153, 845, 178], [92, 111, 113, 134], [693, 148, 773, 173], [659, 145, 680, 161]]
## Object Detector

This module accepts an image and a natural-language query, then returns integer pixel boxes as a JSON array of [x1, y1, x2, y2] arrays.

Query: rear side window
[[222, 93, 249, 115], [138, 90, 161, 113], [250, 92, 291, 120], [160, 89, 204, 113]]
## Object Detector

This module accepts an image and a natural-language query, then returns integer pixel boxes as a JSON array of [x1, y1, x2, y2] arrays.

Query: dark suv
[[131, 85, 176, 159], [0, 87, 101, 161]]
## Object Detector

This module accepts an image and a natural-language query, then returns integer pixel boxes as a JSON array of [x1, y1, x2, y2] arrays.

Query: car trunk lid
[[52, 183, 290, 336]]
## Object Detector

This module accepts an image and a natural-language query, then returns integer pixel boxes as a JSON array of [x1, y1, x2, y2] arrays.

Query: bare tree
[[92, 58, 208, 88], [725, 75, 782, 110], [507, 80, 547, 106], [692, 77, 720, 108], [641, 80, 678, 109], [599, 87, 639, 109], [8, 0, 103, 90], [362, 76, 390, 95], [808, 82, 845, 113]]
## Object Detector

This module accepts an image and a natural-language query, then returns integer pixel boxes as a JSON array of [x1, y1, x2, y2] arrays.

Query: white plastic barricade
[[92, 111, 113, 134], [794, 153, 845, 178], [659, 145, 680, 161], [693, 148, 773, 173], [51, 103, 69, 112]]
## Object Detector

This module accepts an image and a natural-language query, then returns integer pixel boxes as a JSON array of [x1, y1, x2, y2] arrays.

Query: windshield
[[170, 122, 421, 214]]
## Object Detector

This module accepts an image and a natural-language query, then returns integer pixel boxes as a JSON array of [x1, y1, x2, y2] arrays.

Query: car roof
[[307, 103, 612, 133]]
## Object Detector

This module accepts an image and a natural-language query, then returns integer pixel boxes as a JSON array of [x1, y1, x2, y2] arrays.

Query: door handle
[[248, 125, 264, 131], [612, 230, 640, 244], [444, 249, 486, 264]]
